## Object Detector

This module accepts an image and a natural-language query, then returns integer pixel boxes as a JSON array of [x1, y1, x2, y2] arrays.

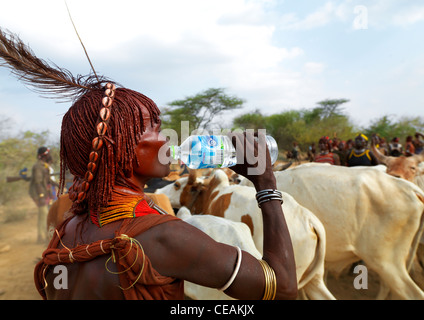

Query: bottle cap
[[170, 145, 178, 160], [265, 135, 278, 164]]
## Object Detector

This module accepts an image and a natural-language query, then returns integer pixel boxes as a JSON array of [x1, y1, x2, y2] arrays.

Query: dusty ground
[[0, 195, 420, 300], [0, 198, 45, 300]]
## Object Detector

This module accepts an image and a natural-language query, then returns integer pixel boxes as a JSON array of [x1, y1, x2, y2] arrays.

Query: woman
[[413, 132, 424, 154], [314, 136, 340, 165], [405, 135, 415, 157], [0, 29, 297, 300], [346, 134, 379, 167]]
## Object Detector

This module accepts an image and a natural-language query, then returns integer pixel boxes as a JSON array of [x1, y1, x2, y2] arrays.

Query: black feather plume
[[0, 27, 110, 102]]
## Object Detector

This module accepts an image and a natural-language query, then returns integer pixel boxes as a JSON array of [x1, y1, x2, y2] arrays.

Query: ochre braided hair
[[60, 87, 161, 215]]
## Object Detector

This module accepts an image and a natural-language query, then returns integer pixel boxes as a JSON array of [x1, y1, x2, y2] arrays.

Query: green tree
[[231, 98, 355, 152], [161, 88, 244, 139], [364, 115, 424, 142], [266, 111, 303, 149], [315, 99, 350, 119], [364, 115, 396, 139], [232, 109, 266, 130]]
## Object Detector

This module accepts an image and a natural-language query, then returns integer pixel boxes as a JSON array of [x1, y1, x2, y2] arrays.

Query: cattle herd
[[47, 160, 424, 300]]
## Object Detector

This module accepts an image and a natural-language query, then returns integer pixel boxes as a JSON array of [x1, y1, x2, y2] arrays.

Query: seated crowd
[[302, 132, 424, 167]]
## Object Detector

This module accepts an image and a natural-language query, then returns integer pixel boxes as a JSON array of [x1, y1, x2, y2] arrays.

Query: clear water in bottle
[[170, 135, 278, 169]]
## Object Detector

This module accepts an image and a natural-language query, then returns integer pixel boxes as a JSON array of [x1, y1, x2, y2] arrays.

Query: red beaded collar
[[90, 195, 167, 227]]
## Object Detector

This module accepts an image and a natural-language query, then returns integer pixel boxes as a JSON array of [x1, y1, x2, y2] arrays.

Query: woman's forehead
[[141, 115, 161, 132]]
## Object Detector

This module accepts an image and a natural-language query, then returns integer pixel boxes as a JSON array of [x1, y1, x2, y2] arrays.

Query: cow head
[[155, 169, 211, 211], [156, 169, 234, 213], [180, 169, 231, 214], [371, 138, 424, 181], [178, 169, 207, 213], [155, 174, 195, 208]]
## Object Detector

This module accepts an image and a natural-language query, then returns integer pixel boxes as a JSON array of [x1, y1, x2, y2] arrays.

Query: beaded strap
[[69, 83, 116, 203]]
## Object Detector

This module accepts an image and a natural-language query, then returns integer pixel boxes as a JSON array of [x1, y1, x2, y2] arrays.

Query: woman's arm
[[138, 132, 297, 300]]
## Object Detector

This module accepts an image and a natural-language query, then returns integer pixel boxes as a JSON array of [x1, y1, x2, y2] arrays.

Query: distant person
[[29, 147, 58, 243], [334, 140, 347, 166], [345, 139, 353, 152], [388, 137, 403, 157], [314, 136, 340, 165], [370, 133, 387, 156], [404, 136, 415, 157], [346, 134, 378, 167], [307, 143, 316, 162], [413, 132, 424, 154], [331, 137, 340, 152], [373, 134, 388, 155], [291, 142, 301, 164]]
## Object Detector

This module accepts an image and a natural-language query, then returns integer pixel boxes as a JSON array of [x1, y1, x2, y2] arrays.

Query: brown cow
[[371, 138, 424, 182]]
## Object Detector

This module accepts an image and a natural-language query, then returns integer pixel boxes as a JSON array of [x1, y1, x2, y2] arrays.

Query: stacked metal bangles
[[255, 189, 283, 208]]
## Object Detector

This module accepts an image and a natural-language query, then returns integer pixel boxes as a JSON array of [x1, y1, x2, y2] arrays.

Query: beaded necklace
[[91, 190, 167, 227]]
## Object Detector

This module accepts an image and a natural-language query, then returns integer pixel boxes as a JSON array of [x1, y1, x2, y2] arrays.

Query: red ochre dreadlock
[[60, 87, 161, 216]]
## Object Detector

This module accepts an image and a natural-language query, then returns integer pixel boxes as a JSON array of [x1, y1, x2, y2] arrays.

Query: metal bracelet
[[256, 189, 283, 208]]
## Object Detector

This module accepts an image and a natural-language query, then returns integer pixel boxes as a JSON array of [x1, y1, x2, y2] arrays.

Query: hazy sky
[[1, 0, 423, 141]]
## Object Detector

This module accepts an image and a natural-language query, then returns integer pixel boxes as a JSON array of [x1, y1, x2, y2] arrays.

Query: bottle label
[[188, 135, 233, 169]]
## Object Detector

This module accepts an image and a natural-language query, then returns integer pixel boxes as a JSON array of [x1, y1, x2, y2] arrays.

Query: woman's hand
[[228, 131, 276, 191]]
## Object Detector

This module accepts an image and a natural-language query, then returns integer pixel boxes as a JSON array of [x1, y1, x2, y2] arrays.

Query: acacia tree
[[315, 99, 350, 119], [161, 88, 244, 139]]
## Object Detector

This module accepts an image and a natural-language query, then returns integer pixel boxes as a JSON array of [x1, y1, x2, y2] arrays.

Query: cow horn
[[187, 168, 199, 185], [279, 162, 293, 171], [370, 136, 389, 165]]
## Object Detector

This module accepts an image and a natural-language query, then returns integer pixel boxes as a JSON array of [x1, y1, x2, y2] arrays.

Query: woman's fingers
[[228, 131, 270, 177]]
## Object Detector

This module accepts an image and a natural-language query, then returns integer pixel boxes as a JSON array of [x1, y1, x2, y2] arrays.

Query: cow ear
[[192, 181, 201, 189]]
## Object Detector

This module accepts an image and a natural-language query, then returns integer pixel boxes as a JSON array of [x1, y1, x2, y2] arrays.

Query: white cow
[[274, 163, 424, 300], [177, 206, 262, 300], [156, 169, 335, 300]]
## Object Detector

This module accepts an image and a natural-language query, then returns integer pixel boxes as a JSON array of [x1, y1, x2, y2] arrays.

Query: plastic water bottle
[[170, 135, 278, 169]]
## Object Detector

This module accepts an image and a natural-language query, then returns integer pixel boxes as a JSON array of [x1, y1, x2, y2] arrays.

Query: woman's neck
[[113, 185, 144, 196], [114, 175, 146, 195]]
